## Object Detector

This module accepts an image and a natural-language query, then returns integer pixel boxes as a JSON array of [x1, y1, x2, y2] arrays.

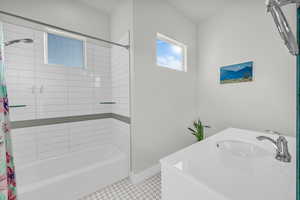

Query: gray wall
[[131, 0, 198, 173], [197, 1, 297, 137], [0, 0, 110, 40], [110, 0, 133, 42]]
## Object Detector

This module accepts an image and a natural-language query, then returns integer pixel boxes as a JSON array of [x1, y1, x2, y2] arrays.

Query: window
[[45, 31, 86, 68], [156, 33, 187, 71]]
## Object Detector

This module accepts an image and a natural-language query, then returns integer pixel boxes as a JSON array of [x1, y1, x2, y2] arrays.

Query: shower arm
[[267, 0, 300, 8], [278, 0, 300, 6]]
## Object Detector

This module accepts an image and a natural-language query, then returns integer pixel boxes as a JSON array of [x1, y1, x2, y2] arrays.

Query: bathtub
[[16, 144, 130, 200]]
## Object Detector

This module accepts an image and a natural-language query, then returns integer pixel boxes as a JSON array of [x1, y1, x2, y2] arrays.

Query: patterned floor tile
[[80, 174, 161, 200]]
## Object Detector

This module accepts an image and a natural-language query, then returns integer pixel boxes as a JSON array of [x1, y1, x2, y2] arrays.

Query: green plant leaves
[[189, 120, 205, 141], [188, 128, 196, 133]]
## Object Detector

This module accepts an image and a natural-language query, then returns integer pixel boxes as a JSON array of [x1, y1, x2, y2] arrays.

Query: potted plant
[[188, 120, 211, 142]]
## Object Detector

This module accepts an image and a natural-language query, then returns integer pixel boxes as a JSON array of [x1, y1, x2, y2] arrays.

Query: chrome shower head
[[267, 0, 300, 56], [267, 0, 300, 8], [266, 0, 273, 11], [5, 38, 34, 47]]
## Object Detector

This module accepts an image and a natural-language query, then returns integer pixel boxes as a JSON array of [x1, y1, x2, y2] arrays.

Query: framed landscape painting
[[220, 61, 253, 84]]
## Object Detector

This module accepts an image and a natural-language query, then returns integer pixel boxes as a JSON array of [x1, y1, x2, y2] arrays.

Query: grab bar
[[99, 102, 116, 105], [9, 105, 27, 108]]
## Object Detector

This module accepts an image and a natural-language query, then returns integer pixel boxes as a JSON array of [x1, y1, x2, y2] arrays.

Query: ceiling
[[165, 0, 236, 22], [76, 0, 250, 22], [77, 0, 121, 14]]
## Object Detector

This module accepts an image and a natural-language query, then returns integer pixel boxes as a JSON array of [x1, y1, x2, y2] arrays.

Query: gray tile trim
[[11, 113, 131, 129], [111, 113, 131, 124]]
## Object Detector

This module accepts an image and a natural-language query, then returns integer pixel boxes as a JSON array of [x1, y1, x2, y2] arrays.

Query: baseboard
[[129, 164, 161, 184]]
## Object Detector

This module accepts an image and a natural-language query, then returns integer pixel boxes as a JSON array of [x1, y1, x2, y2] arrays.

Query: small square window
[[156, 33, 187, 71], [45, 31, 86, 68]]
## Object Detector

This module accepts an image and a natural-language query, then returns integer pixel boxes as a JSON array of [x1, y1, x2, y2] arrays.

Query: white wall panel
[[111, 119, 130, 157], [4, 22, 131, 172], [11, 118, 130, 168], [3, 23, 114, 120], [4, 23, 36, 121], [111, 33, 130, 117], [131, 0, 197, 173], [11, 127, 37, 166], [197, 2, 296, 136], [36, 124, 69, 159]]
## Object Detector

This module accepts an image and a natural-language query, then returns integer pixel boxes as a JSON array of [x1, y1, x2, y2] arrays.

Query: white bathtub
[[16, 144, 129, 200]]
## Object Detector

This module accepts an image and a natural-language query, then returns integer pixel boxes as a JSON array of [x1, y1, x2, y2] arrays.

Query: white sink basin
[[216, 140, 271, 158], [160, 128, 296, 200]]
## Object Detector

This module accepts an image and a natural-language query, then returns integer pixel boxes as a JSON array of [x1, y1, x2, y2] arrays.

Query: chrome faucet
[[256, 130, 291, 163]]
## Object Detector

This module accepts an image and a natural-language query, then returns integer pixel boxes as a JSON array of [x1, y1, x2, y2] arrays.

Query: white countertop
[[160, 128, 296, 200]]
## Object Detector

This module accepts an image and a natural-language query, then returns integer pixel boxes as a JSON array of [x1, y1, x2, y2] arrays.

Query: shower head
[[4, 38, 34, 47], [266, 0, 300, 56], [267, 0, 300, 8]]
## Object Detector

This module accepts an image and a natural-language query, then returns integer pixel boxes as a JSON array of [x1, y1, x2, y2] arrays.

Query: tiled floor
[[80, 174, 161, 200]]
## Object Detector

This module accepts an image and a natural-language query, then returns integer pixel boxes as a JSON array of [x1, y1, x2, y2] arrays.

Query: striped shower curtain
[[0, 23, 17, 200]]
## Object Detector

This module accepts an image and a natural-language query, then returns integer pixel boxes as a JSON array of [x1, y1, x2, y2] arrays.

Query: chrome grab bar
[[99, 102, 116, 105], [9, 105, 27, 108]]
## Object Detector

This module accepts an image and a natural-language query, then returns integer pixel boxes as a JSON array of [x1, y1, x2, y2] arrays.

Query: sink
[[160, 128, 296, 200], [216, 140, 270, 158]]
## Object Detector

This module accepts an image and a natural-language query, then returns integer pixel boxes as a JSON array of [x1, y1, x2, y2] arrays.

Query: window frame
[[44, 29, 87, 68], [156, 32, 187, 72]]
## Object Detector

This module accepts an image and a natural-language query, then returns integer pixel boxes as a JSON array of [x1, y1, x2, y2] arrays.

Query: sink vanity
[[160, 128, 296, 200]]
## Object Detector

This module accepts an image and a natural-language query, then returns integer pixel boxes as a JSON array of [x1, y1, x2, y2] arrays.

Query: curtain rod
[[0, 10, 130, 50]]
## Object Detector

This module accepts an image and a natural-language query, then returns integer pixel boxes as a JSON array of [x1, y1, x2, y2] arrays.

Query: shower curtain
[[0, 23, 17, 200]]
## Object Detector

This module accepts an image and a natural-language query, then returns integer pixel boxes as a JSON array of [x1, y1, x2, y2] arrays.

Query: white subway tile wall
[[93, 43, 113, 114], [111, 33, 130, 117], [3, 23, 113, 120], [10, 127, 37, 165], [4, 22, 131, 172], [11, 119, 130, 167], [4, 23, 36, 121], [111, 119, 131, 159]]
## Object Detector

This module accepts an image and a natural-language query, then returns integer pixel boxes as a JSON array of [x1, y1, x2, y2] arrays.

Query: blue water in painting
[[220, 61, 253, 81]]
